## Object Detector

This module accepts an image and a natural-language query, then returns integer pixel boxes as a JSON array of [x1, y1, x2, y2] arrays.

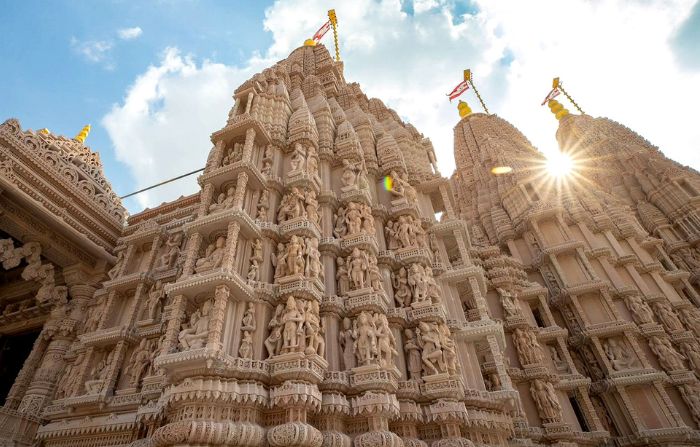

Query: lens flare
[[546, 151, 574, 178], [383, 175, 393, 191]]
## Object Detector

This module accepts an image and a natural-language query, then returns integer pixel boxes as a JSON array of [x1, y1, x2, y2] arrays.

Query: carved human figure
[[416, 321, 445, 376], [222, 143, 243, 165], [549, 345, 567, 372], [178, 300, 212, 351], [374, 313, 397, 368], [680, 342, 700, 374], [341, 159, 358, 188], [681, 383, 700, 425], [125, 338, 151, 389], [209, 185, 236, 213], [281, 296, 304, 353], [305, 237, 322, 279], [408, 263, 428, 304], [290, 144, 306, 172], [513, 328, 543, 366], [403, 329, 422, 380], [239, 331, 254, 359], [497, 287, 520, 318], [624, 295, 654, 325], [438, 323, 458, 375], [530, 379, 562, 422], [91, 348, 116, 382], [277, 187, 306, 223], [285, 236, 306, 276], [107, 250, 126, 280], [273, 242, 287, 279], [368, 256, 384, 293], [158, 232, 183, 270], [261, 158, 272, 176], [336, 257, 349, 295], [649, 336, 686, 371], [305, 190, 320, 225], [679, 307, 700, 336], [194, 236, 226, 273], [392, 267, 411, 307], [306, 145, 319, 176], [54, 353, 85, 400], [339, 317, 355, 369], [385, 220, 400, 250], [604, 338, 637, 371], [653, 302, 684, 332], [333, 206, 347, 238], [345, 202, 362, 235], [143, 280, 165, 321], [425, 267, 442, 305], [265, 304, 284, 358], [348, 248, 368, 290], [84, 295, 105, 333], [353, 311, 377, 366], [256, 189, 270, 220], [241, 302, 256, 331]]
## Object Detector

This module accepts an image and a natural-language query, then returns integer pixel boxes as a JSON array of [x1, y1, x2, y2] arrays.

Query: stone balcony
[[278, 216, 321, 240], [79, 324, 137, 347], [185, 207, 260, 240], [340, 232, 379, 255], [344, 288, 389, 316], [165, 268, 254, 300], [199, 158, 266, 191]]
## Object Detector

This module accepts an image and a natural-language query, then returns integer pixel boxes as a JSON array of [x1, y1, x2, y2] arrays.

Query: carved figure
[[333, 206, 347, 238], [348, 248, 368, 290], [277, 187, 306, 223], [84, 296, 105, 333], [178, 300, 212, 351], [158, 232, 183, 269], [336, 257, 349, 295], [290, 144, 306, 172], [345, 202, 362, 235], [209, 185, 235, 213], [305, 237, 322, 279], [392, 267, 411, 307], [125, 338, 151, 388], [281, 296, 304, 353], [530, 379, 562, 422], [498, 287, 520, 318], [273, 242, 287, 279], [653, 302, 684, 332], [649, 336, 686, 372], [339, 317, 355, 369], [374, 313, 397, 367], [107, 251, 126, 280], [265, 304, 284, 358], [256, 190, 270, 220], [513, 328, 543, 366], [604, 338, 637, 371], [305, 190, 320, 225], [353, 311, 377, 366], [624, 295, 654, 325], [285, 235, 306, 276], [194, 236, 226, 273], [239, 331, 254, 359], [241, 302, 256, 331], [142, 280, 165, 321], [404, 329, 422, 380], [416, 321, 445, 376], [680, 342, 700, 374]]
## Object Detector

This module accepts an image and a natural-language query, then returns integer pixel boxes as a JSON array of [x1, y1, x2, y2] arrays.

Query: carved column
[[234, 172, 249, 210], [222, 221, 241, 273], [181, 232, 203, 278], [207, 284, 230, 351]]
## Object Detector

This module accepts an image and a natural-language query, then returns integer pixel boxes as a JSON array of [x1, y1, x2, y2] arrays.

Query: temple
[[0, 43, 699, 447]]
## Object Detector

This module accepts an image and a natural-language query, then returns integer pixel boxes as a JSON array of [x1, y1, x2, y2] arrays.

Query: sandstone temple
[[1, 43, 699, 447]]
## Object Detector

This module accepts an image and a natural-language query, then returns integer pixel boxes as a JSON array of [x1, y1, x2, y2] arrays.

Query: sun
[[545, 151, 574, 178]]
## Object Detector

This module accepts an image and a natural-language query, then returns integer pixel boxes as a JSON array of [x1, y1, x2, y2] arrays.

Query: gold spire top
[[548, 99, 569, 120], [303, 39, 317, 47], [458, 100, 472, 118], [74, 124, 91, 144], [38, 128, 50, 135]]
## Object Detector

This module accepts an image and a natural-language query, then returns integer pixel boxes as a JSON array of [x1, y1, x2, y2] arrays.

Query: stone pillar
[[222, 222, 241, 273], [207, 285, 230, 351], [234, 172, 249, 210], [181, 232, 203, 278]]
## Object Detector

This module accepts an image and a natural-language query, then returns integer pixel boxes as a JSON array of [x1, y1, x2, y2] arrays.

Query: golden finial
[[548, 99, 569, 120], [328, 9, 340, 62], [458, 100, 472, 118], [38, 128, 50, 135], [74, 124, 91, 144], [304, 39, 317, 47]]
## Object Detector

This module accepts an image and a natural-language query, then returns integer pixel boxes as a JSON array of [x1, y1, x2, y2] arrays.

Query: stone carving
[[304, 237, 322, 280], [335, 202, 373, 238], [54, 353, 85, 400], [679, 307, 700, 336], [256, 189, 270, 220], [0, 240, 67, 304], [497, 288, 520, 318], [339, 317, 355, 370], [624, 295, 654, 325], [512, 328, 544, 366], [305, 190, 320, 226], [648, 336, 686, 372], [222, 142, 243, 166], [280, 296, 305, 354], [124, 338, 151, 389], [239, 303, 256, 358], [108, 250, 126, 280], [603, 338, 637, 371], [416, 321, 447, 376], [680, 342, 700, 374], [265, 304, 284, 358], [247, 239, 263, 282], [549, 345, 568, 372], [336, 257, 349, 295], [194, 236, 226, 273], [209, 185, 236, 213], [680, 383, 700, 426], [652, 302, 684, 332], [388, 170, 417, 204], [239, 330, 254, 359], [403, 328, 422, 380], [333, 206, 347, 238], [341, 159, 368, 191], [392, 267, 412, 308], [142, 280, 165, 321], [285, 235, 306, 277], [277, 187, 306, 223], [386, 215, 426, 250], [351, 311, 396, 368], [530, 379, 562, 422], [90, 347, 116, 382], [178, 300, 212, 351], [157, 232, 183, 270], [84, 295, 106, 333]]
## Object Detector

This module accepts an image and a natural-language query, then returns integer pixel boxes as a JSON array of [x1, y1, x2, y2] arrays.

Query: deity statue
[[261, 159, 272, 176], [178, 300, 212, 351], [124, 338, 151, 389], [512, 328, 543, 366], [290, 144, 306, 172], [368, 256, 384, 293], [385, 220, 400, 250], [256, 190, 270, 220], [209, 185, 236, 213], [348, 248, 369, 290], [408, 263, 429, 305], [680, 342, 700, 374], [222, 143, 243, 165], [54, 353, 85, 399], [404, 329, 422, 380], [336, 257, 349, 295], [305, 237, 322, 279], [157, 232, 183, 270], [239, 331, 254, 359], [653, 302, 684, 332], [305, 190, 320, 225], [649, 336, 686, 372], [285, 235, 306, 276], [624, 295, 654, 325], [416, 321, 445, 376], [306, 145, 319, 176], [265, 304, 284, 358], [277, 187, 306, 223], [679, 307, 700, 336], [107, 251, 126, 280], [345, 202, 362, 235], [530, 379, 562, 422], [391, 267, 412, 308], [281, 296, 305, 353], [241, 302, 256, 331], [353, 311, 378, 366], [194, 236, 226, 273], [341, 159, 359, 189], [142, 280, 165, 321], [360, 203, 375, 234], [83, 295, 105, 334], [339, 317, 355, 370], [604, 338, 637, 371], [333, 206, 347, 238], [273, 242, 287, 279], [497, 287, 520, 318], [374, 313, 397, 367]]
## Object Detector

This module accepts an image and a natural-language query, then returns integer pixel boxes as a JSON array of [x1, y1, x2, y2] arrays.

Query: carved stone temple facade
[[0, 44, 699, 447]]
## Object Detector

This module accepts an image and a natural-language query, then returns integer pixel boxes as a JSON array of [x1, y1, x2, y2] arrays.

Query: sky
[[2, 0, 699, 215]]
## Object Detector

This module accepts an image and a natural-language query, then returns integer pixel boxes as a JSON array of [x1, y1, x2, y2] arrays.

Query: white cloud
[[104, 0, 700, 213], [102, 48, 267, 210], [118, 27, 143, 40], [70, 37, 114, 67]]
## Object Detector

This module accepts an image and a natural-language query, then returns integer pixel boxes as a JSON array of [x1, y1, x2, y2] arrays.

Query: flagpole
[[465, 69, 489, 114], [554, 78, 584, 114], [328, 9, 340, 62]]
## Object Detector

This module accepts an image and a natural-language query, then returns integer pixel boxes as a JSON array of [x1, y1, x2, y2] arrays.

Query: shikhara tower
[[0, 43, 698, 447]]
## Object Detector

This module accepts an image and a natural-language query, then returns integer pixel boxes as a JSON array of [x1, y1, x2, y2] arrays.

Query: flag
[[541, 88, 560, 106], [312, 20, 332, 43], [447, 80, 469, 102]]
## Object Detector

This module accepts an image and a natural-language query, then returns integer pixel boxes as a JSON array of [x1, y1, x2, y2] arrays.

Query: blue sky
[[2, 0, 699, 214]]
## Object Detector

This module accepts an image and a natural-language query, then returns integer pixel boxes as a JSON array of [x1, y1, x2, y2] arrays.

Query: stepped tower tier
[[452, 105, 700, 446]]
